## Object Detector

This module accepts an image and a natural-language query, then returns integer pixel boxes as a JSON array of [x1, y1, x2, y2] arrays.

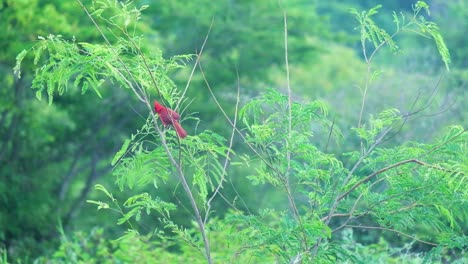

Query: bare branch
[[281, 7, 309, 252], [358, 30, 399, 129], [337, 159, 457, 204], [177, 18, 214, 111], [205, 68, 240, 224], [330, 177, 386, 232], [345, 224, 438, 246], [418, 128, 466, 159], [324, 117, 336, 153], [323, 125, 393, 227]]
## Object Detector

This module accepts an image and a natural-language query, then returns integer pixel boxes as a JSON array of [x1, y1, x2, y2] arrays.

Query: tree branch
[[345, 224, 438, 246], [337, 159, 424, 203]]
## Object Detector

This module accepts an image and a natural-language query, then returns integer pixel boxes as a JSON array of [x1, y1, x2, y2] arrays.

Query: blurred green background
[[0, 0, 466, 260]]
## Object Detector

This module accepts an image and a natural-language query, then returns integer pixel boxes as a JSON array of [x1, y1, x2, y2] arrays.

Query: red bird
[[154, 100, 187, 138]]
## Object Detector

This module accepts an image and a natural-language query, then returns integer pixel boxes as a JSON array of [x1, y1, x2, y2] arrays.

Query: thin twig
[[336, 159, 455, 203], [177, 18, 214, 111], [282, 7, 309, 252], [357, 22, 401, 130], [417, 128, 466, 159], [282, 6, 298, 221], [345, 224, 438, 246], [205, 68, 242, 224], [324, 125, 393, 226], [324, 117, 336, 153], [330, 177, 386, 232], [197, 62, 283, 178]]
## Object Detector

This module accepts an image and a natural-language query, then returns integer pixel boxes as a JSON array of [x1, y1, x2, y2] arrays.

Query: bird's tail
[[173, 121, 187, 138]]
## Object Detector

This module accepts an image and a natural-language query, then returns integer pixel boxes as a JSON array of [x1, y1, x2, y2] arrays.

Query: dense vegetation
[[1, 0, 466, 263]]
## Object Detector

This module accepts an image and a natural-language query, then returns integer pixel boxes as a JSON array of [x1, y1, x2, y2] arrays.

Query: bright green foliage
[[14, 34, 191, 105], [4, 0, 467, 263], [435, 0, 467, 69], [233, 89, 466, 262], [350, 1, 451, 70], [112, 120, 172, 190], [1, 0, 125, 260], [350, 5, 399, 52]]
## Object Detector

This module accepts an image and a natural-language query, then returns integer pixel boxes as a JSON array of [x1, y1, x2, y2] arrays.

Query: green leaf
[[117, 207, 141, 225], [13, 49, 28, 78], [35, 90, 42, 101], [94, 184, 114, 200], [415, 1, 430, 16], [392, 11, 400, 31], [112, 139, 131, 166], [86, 200, 110, 210]]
